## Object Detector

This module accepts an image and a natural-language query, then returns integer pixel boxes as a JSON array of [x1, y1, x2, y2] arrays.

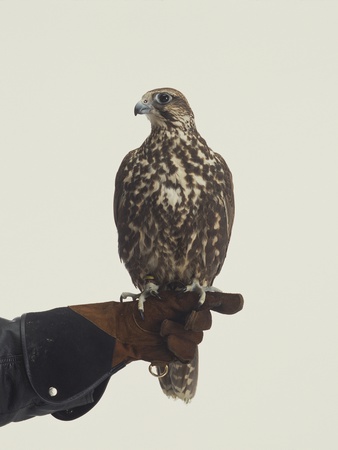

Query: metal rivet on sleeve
[[48, 387, 58, 397]]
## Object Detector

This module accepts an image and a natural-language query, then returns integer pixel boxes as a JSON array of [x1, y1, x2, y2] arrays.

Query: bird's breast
[[158, 185, 183, 207]]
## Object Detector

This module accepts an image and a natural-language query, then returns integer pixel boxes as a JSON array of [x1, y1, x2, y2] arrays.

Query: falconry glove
[[70, 290, 243, 369]]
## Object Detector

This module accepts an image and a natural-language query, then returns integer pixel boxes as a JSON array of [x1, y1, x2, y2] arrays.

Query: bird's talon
[[138, 309, 145, 321], [120, 291, 140, 302], [152, 291, 162, 300]]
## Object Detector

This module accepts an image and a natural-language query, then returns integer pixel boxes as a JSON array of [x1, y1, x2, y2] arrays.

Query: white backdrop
[[0, 1, 337, 449]]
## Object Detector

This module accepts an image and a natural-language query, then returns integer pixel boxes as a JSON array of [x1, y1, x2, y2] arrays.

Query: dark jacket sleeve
[[0, 308, 125, 427]]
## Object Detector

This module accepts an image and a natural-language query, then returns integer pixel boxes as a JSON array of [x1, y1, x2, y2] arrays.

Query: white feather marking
[[163, 186, 182, 206], [193, 174, 206, 187]]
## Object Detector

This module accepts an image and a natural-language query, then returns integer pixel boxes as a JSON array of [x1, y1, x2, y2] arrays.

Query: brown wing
[[205, 150, 235, 285], [215, 151, 235, 242], [113, 150, 136, 228]]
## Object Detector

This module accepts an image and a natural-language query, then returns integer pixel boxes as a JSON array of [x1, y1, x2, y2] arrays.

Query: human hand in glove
[[70, 290, 243, 368]]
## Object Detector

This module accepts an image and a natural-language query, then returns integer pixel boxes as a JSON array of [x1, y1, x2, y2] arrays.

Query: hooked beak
[[134, 101, 152, 116]]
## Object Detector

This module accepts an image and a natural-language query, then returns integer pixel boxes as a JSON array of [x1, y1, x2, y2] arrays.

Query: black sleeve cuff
[[21, 307, 125, 421]]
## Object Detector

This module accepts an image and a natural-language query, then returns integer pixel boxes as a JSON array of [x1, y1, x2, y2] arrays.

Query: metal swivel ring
[[148, 363, 169, 378]]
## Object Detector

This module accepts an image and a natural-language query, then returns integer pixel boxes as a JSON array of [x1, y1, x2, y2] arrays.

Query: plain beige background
[[0, 1, 337, 449]]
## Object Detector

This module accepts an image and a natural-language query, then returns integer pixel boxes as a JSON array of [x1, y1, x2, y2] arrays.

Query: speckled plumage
[[114, 88, 234, 402]]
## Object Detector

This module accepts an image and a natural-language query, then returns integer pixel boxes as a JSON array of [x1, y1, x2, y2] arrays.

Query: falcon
[[113, 88, 234, 402]]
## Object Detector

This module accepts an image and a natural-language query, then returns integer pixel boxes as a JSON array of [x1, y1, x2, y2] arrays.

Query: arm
[[0, 291, 243, 426]]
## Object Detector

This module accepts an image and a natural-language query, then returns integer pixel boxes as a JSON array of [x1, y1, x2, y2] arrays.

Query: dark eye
[[155, 93, 172, 104]]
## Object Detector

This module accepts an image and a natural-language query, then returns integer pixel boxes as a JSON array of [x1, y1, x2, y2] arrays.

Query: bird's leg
[[120, 276, 160, 320], [184, 280, 206, 306], [137, 281, 161, 320], [184, 280, 223, 307]]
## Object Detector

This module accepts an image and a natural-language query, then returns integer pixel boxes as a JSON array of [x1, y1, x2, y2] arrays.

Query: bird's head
[[134, 88, 195, 130]]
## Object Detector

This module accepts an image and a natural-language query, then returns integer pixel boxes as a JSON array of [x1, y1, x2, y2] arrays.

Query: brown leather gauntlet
[[70, 291, 243, 368]]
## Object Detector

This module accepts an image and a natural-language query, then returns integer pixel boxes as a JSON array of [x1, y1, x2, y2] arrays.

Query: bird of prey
[[113, 88, 234, 402]]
